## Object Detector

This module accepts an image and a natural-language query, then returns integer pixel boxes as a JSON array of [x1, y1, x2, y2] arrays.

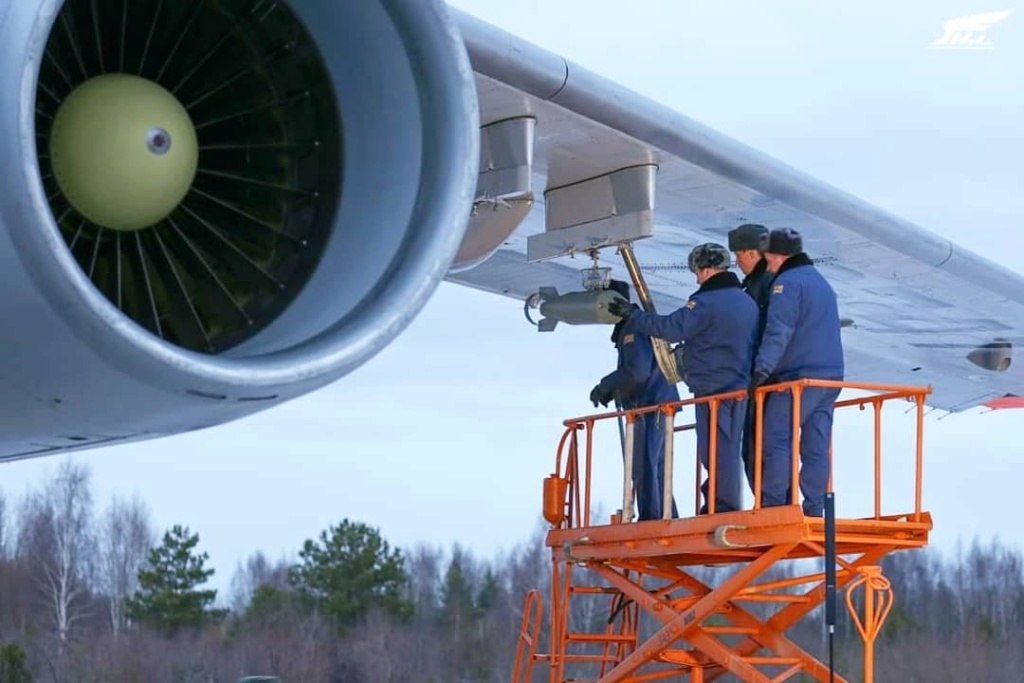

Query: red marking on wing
[[984, 395, 1024, 410]]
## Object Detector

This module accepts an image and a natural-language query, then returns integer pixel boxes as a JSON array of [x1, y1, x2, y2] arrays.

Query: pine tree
[[288, 518, 412, 630], [0, 644, 33, 682], [475, 568, 500, 617], [439, 547, 474, 631], [126, 524, 226, 634]]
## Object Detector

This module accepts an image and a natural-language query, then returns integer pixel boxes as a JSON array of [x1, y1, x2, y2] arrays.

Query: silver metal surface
[[475, 116, 534, 201], [0, 0, 479, 460], [528, 165, 655, 262], [534, 286, 621, 331], [145, 127, 171, 155], [967, 340, 1012, 372], [452, 197, 533, 273], [451, 115, 534, 272]]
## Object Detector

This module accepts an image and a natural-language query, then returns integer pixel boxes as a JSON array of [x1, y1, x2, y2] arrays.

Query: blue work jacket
[[753, 253, 845, 381], [629, 272, 758, 397], [598, 319, 680, 410]]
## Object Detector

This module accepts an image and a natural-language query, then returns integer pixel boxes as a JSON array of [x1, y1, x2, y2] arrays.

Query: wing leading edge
[[444, 9, 1024, 413]]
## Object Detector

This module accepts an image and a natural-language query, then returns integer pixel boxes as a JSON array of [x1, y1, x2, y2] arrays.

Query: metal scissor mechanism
[[573, 544, 903, 682], [513, 380, 934, 683], [514, 515, 918, 683]]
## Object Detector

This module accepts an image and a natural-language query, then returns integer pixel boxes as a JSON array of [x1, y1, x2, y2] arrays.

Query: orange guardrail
[[543, 379, 931, 529]]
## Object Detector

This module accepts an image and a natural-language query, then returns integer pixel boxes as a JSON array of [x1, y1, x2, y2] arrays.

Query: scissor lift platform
[[512, 380, 934, 683]]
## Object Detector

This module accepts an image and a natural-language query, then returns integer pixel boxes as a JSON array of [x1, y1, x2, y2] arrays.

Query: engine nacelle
[[0, 0, 479, 459]]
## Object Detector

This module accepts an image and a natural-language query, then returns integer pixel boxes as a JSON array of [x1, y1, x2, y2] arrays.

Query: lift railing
[[542, 380, 931, 530]]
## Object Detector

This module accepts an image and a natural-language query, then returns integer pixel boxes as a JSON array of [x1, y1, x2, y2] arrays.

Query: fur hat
[[687, 243, 731, 272], [727, 223, 769, 251], [765, 228, 803, 256]]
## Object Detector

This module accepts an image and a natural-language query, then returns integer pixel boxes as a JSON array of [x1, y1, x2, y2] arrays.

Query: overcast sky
[[2, 1, 1022, 596]]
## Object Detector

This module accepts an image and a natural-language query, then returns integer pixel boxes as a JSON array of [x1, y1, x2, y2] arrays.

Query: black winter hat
[[765, 228, 803, 256], [727, 223, 769, 251]]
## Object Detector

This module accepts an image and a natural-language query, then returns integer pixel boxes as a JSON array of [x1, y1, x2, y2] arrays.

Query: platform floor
[[546, 505, 933, 567]]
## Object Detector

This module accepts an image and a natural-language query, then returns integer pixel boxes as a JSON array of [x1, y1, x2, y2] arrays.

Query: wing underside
[[444, 9, 1024, 413]]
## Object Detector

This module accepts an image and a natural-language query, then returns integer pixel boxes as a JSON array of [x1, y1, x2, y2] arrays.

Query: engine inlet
[[35, 0, 341, 354]]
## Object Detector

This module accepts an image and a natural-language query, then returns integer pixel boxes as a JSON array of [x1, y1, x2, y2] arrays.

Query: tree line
[[0, 459, 1021, 681]]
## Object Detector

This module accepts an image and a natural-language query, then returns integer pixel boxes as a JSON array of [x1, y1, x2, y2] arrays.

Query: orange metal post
[[754, 391, 765, 509], [873, 399, 882, 519], [694, 445, 702, 517], [845, 566, 894, 683], [915, 394, 925, 521], [790, 386, 802, 506], [707, 398, 719, 514], [584, 419, 595, 528]]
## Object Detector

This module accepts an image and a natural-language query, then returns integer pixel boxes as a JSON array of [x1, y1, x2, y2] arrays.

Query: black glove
[[590, 384, 613, 408], [607, 298, 638, 321], [748, 371, 769, 401]]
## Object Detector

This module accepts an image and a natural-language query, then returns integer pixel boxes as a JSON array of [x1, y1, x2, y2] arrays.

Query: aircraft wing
[[3, 1, 1018, 462], [444, 9, 1024, 414]]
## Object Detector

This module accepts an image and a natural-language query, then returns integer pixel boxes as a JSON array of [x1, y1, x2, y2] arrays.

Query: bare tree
[[17, 459, 97, 644], [405, 544, 443, 622], [0, 490, 8, 559], [228, 550, 291, 613], [98, 494, 155, 636]]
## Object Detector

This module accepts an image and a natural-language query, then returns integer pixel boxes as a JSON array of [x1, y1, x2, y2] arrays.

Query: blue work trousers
[[696, 399, 745, 514], [631, 410, 679, 521], [741, 393, 772, 494], [760, 385, 841, 516]]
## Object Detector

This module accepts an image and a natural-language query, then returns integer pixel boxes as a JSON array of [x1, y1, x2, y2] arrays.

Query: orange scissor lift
[[512, 379, 933, 683]]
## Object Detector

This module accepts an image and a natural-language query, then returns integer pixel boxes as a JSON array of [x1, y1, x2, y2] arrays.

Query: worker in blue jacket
[[591, 280, 680, 521], [750, 228, 845, 517], [608, 245, 758, 514], [728, 223, 776, 493]]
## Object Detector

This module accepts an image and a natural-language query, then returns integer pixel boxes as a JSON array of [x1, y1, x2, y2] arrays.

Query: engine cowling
[[0, 0, 479, 459]]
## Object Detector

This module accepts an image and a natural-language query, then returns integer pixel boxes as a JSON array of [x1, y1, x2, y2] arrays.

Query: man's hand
[[607, 298, 637, 321], [590, 385, 613, 408], [748, 371, 769, 402]]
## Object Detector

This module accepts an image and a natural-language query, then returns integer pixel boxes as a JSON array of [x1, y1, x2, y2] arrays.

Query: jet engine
[[0, 0, 479, 459]]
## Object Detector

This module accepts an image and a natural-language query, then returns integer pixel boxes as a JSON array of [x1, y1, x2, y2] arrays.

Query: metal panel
[[451, 116, 536, 272], [527, 165, 656, 262], [476, 116, 535, 200]]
